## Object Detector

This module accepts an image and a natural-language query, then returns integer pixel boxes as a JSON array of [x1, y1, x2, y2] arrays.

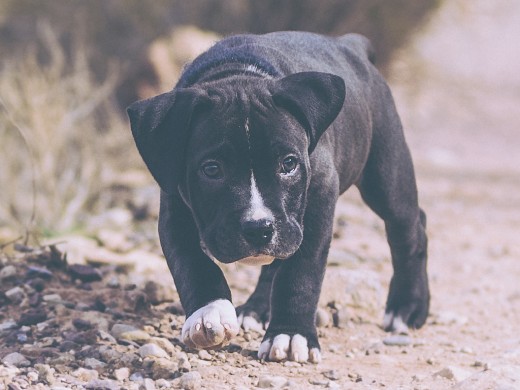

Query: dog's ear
[[127, 88, 211, 194], [273, 72, 345, 153]]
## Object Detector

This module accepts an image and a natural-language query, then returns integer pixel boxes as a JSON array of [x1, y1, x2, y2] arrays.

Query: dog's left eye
[[201, 162, 223, 179], [281, 156, 298, 174]]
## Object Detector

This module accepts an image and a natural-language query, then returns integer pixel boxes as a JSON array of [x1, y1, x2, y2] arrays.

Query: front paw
[[258, 333, 321, 363], [181, 299, 239, 349]]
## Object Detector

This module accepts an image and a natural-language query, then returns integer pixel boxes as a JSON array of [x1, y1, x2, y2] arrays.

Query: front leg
[[258, 185, 337, 363], [159, 192, 239, 348]]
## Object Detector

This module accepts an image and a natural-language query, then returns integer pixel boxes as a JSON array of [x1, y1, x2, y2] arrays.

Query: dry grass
[[0, 23, 138, 238]]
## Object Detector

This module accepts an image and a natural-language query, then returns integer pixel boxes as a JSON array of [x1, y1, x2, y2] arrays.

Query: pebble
[[18, 308, 47, 326], [111, 323, 151, 343], [315, 308, 332, 328], [257, 375, 289, 388], [130, 372, 145, 382], [85, 379, 120, 390], [68, 264, 102, 282], [150, 337, 176, 356], [198, 349, 212, 360], [179, 371, 202, 390], [26, 265, 53, 279], [139, 343, 169, 359], [151, 357, 178, 379], [383, 334, 412, 346], [434, 366, 472, 382], [142, 378, 157, 390], [84, 357, 107, 370], [155, 379, 172, 388], [0, 319, 18, 331], [34, 364, 55, 385], [309, 378, 329, 386], [72, 367, 99, 381], [6, 286, 26, 304], [0, 265, 17, 280], [177, 352, 192, 372], [114, 367, 130, 381], [332, 309, 350, 328], [72, 318, 93, 330], [2, 352, 30, 367], [323, 370, 340, 381]]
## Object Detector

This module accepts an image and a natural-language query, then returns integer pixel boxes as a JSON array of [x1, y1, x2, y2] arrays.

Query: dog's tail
[[337, 33, 376, 65]]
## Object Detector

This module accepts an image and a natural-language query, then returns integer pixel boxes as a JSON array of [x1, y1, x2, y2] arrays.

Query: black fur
[[128, 31, 429, 358]]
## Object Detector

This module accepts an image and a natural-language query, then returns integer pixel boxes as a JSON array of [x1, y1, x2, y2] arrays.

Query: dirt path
[[2, 1, 520, 389]]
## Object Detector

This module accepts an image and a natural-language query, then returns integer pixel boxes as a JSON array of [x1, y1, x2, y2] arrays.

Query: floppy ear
[[127, 88, 210, 194], [272, 72, 345, 153]]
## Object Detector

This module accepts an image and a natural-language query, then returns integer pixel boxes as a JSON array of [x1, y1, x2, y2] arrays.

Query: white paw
[[181, 299, 239, 349], [237, 312, 265, 333], [382, 312, 409, 334], [257, 334, 321, 363]]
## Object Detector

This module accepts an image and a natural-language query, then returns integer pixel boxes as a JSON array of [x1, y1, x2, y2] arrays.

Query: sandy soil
[[1, 0, 520, 389]]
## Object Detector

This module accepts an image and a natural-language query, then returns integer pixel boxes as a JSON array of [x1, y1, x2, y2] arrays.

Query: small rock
[[130, 372, 145, 382], [68, 264, 102, 283], [114, 367, 130, 381], [150, 337, 176, 356], [152, 358, 178, 379], [6, 286, 25, 304], [18, 308, 47, 326], [315, 308, 332, 328], [257, 375, 288, 388], [34, 364, 55, 385], [144, 281, 174, 305], [42, 293, 65, 305], [167, 302, 185, 315], [155, 379, 172, 388], [0, 319, 18, 331], [142, 378, 157, 390], [383, 334, 412, 347], [85, 379, 119, 390], [139, 343, 169, 359], [434, 366, 472, 382], [72, 318, 93, 330], [26, 266, 53, 280], [2, 352, 30, 367], [432, 311, 468, 326], [177, 352, 191, 372], [323, 370, 340, 381], [179, 371, 202, 390], [309, 379, 329, 386], [107, 276, 120, 288], [98, 330, 117, 343], [0, 265, 17, 280], [72, 367, 99, 382], [332, 309, 350, 328], [84, 357, 107, 370], [80, 311, 109, 331], [111, 323, 151, 343], [198, 349, 212, 360]]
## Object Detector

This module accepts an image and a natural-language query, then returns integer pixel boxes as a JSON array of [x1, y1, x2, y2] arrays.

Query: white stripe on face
[[248, 173, 273, 221]]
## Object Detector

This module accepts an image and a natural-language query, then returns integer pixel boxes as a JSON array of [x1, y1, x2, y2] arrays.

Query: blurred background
[[0, 0, 518, 242]]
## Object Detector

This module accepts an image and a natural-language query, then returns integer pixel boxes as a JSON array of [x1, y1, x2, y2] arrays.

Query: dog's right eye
[[201, 162, 223, 179]]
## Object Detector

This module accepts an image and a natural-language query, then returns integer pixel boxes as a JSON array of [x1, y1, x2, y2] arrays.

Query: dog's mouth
[[237, 255, 276, 266]]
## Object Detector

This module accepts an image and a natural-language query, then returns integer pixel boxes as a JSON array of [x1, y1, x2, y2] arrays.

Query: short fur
[[128, 31, 429, 359]]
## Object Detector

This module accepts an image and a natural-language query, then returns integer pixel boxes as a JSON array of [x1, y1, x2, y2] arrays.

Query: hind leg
[[236, 263, 280, 332], [357, 130, 429, 332]]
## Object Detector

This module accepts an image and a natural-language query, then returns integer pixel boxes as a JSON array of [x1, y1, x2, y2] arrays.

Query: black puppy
[[128, 32, 429, 363]]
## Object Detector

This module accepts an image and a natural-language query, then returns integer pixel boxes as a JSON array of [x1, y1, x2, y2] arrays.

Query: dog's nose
[[242, 219, 274, 246]]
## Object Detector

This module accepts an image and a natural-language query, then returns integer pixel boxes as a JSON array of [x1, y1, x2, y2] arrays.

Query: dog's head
[[128, 72, 345, 264]]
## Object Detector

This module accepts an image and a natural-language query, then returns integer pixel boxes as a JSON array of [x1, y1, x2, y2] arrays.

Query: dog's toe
[[258, 333, 320, 363], [237, 312, 265, 333], [182, 299, 239, 349]]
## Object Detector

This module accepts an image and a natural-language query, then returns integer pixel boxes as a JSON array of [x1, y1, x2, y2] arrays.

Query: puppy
[[128, 31, 429, 363]]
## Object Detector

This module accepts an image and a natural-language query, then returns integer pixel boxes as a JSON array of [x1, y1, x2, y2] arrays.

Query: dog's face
[[128, 72, 345, 264]]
